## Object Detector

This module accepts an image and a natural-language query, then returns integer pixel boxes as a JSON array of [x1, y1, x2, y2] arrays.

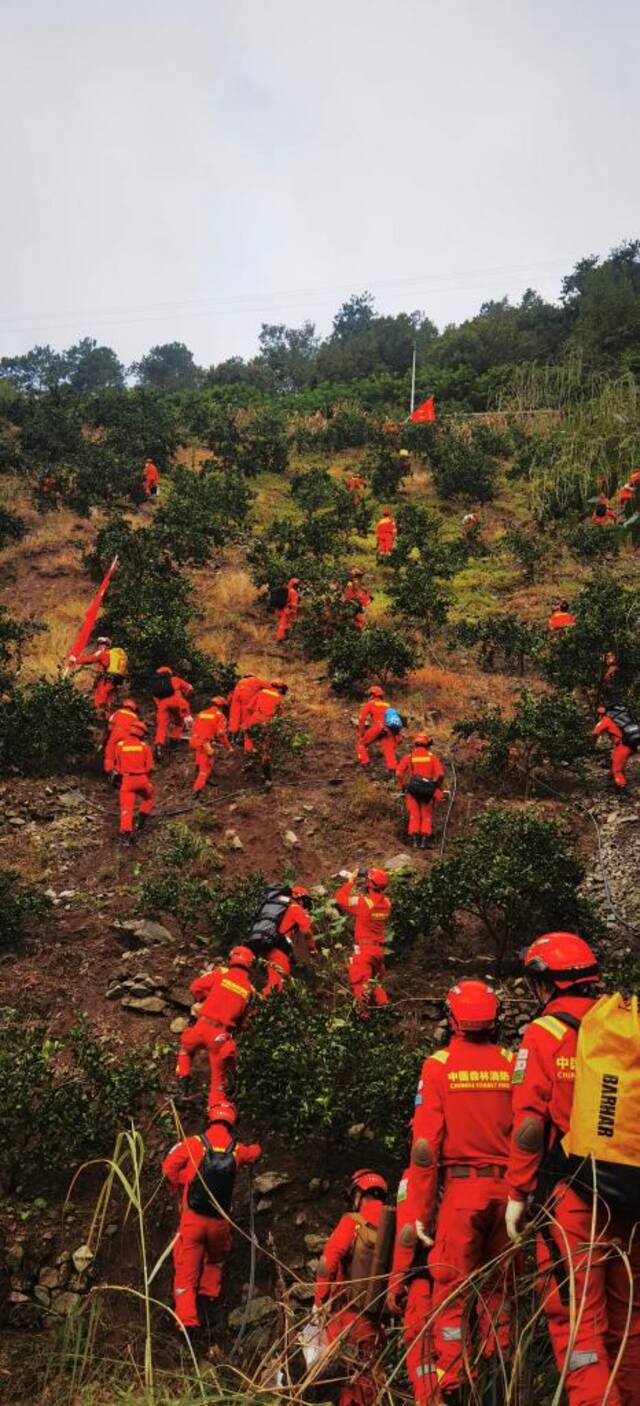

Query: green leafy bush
[[502, 526, 548, 583], [328, 624, 418, 693], [364, 442, 408, 499], [391, 806, 601, 965], [0, 870, 50, 948], [449, 613, 541, 675], [564, 522, 621, 563], [238, 405, 289, 475], [0, 1010, 158, 1193], [236, 986, 421, 1154], [426, 424, 497, 502], [0, 606, 43, 689], [153, 465, 248, 566], [542, 574, 640, 699], [0, 678, 94, 776], [387, 561, 451, 634], [290, 466, 337, 511], [453, 690, 592, 790], [0, 504, 26, 548], [136, 825, 265, 945]]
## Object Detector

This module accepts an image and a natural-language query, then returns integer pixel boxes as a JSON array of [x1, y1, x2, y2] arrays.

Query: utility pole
[[410, 336, 417, 415]]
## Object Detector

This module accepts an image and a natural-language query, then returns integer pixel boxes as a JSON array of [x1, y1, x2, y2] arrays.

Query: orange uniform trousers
[[173, 1209, 232, 1327], [537, 1182, 640, 1406], [348, 946, 389, 1007], [119, 775, 154, 833], [357, 722, 397, 771], [611, 742, 633, 788], [404, 1277, 440, 1405], [405, 795, 436, 837], [326, 1307, 385, 1406], [263, 947, 291, 994], [155, 694, 190, 746], [176, 1018, 236, 1112]]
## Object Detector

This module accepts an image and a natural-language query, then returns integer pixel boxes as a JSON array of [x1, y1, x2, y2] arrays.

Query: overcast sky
[[1, 0, 638, 367]]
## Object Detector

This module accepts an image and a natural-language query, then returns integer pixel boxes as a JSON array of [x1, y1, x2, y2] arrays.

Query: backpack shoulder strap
[[549, 1010, 582, 1033]]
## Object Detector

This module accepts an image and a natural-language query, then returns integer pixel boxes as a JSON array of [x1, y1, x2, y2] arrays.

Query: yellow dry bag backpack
[[562, 994, 640, 1210], [107, 647, 128, 680]]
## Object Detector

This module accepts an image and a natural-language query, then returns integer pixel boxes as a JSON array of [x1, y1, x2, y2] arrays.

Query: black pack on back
[[407, 775, 438, 802], [150, 670, 174, 700], [269, 585, 289, 610], [247, 885, 292, 956], [608, 705, 640, 751], [187, 1135, 237, 1218]]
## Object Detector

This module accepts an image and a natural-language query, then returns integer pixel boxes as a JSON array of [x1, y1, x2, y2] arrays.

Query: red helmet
[[288, 577, 300, 586], [229, 945, 254, 971], [368, 867, 388, 891], [122, 698, 139, 712], [157, 666, 172, 674], [211, 695, 228, 707], [523, 933, 599, 989], [367, 685, 384, 698], [291, 884, 309, 898], [447, 979, 498, 1032], [208, 1099, 237, 1128], [349, 1168, 388, 1199], [413, 733, 432, 746]]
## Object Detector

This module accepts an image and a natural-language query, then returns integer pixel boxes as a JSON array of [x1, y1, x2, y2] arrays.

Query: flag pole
[[410, 337, 417, 415]]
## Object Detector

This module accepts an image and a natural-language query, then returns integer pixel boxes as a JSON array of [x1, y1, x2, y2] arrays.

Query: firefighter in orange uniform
[[314, 1168, 389, 1406], [398, 980, 515, 1403], [114, 733, 154, 842], [103, 698, 146, 779], [397, 734, 445, 847], [175, 945, 255, 1113], [345, 472, 367, 505], [261, 885, 316, 994], [162, 1100, 261, 1333], [593, 706, 638, 789], [70, 635, 125, 715], [275, 577, 300, 642], [152, 667, 194, 754], [242, 679, 288, 781], [228, 674, 270, 743], [592, 499, 617, 526], [335, 869, 391, 1009], [343, 569, 372, 630], [356, 686, 399, 772], [505, 933, 640, 1406], [548, 600, 576, 631], [375, 508, 397, 557], [189, 696, 232, 793], [143, 458, 160, 497]]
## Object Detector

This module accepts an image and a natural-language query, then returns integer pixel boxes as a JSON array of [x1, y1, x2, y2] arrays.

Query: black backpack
[[247, 886, 292, 956], [407, 774, 438, 802], [269, 585, 289, 610], [187, 1134, 237, 1218], [608, 705, 640, 751], [150, 670, 174, 700]]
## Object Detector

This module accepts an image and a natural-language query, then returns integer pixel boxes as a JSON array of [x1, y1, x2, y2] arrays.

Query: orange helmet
[[122, 698, 139, 712], [523, 933, 599, 990], [413, 733, 432, 746], [368, 867, 388, 890], [288, 577, 300, 586], [229, 945, 254, 971], [157, 666, 172, 674], [292, 883, 311, 910], [211, 695, 228, 707], [367, 685, 384, 698], [447, 979, 498, 1032], [349, 1169, 388, 1200], [208, 1100, 237, 1128]]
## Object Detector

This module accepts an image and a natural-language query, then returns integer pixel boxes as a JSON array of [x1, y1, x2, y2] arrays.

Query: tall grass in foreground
[[33, 1123, 633, 1406]]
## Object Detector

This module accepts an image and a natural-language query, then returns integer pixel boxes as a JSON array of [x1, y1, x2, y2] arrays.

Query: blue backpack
[[384, 707, 403, 734]]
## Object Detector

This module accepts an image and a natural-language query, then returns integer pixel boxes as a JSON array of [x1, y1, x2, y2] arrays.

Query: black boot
[[197, 1294, 221, 1330], [154, 744, 163, 762], [136, 813, 147, 831], [174, 1076, 193, 1108], [121, 832, 134, 847]]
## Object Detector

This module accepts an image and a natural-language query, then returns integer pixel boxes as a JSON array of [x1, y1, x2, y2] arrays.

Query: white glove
[[505, 1198, 526, 1243], [415, 1220, 434, 1248]]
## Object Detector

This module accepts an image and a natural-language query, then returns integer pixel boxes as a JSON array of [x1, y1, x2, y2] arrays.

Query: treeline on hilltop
[[1, 240, 640, 412]]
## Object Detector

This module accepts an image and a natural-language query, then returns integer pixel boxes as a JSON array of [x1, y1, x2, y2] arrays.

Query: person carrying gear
[[228, 674, 270, 743], [548, 600, 576, 631], [335, 869, 391, 1010], [343, 570, 372, 631], [103, 698, 146, 779], [314, 1169, 389, 1406], [387, 1168, 434, 1405], [175, 946, 255, 1113], [143, 458, 160, 498], [505, 933, 640, 1406], [114, 733, 154, 843], [397, 981, 515, 1405], [70, 635, 128, 715], [242, 679, 288, 782], [257, 885, 316, 995], [618, 481, 635, 512], [356, 686, 401, 773], [592, 499, 617, 526], [345, 472, 367, 505], [275, 577, 300, 642], [375, 508, 397, 558], [189, 696, 232, 793], [593, 705, 640, 789], [162, 1100, 261, 1335], [462, 511, 478, 537], [397, 734, 445, 848], [152, 667, 194, 756]]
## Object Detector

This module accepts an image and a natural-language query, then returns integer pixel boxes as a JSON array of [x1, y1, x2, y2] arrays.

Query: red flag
[[65, 557, 118, 664], [410, 397, 436, 424]]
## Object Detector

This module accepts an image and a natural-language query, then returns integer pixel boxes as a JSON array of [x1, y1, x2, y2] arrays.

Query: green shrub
[[0, 606, 44, 688], [502, 526, 548, 583], [136, 825, 265, 945], [290, 466, 336, 511], [391, 806, 601, 965], [0, 678, 94, 776], [564, 522, 621, 563], [202, 404, 242, 467], [0, 870, 50, 948], [364, 442, 408, 499], [153, 465, 248, 566], [542, 574, 640, 699], [453, 690, 592, 791], [449, 614, 541, 675], [236, 986, 421, 1155], [328, 624, 418, 693], [238, 405, 288, 475], [0, 1011, 158, 1193], [426, 424, 497, 502], [0, 504, 26, 548], [387, 561, 451, 634]]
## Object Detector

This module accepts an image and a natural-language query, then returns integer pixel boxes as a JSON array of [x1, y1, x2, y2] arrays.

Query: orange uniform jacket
[[315, 1199, 385, 1306], [115, 738, 154, 776], [376, 516, 397, 546], [506, 993, 596, 1200], [244, 686, 283, 729], [593, 714, 623, 744], [190, 964, 254, 1027], [397, 748, 445, 793], [76, 646, 110, 672], [228, 676, 270, 732], [405, 1037, 514, 1236], [163, 1125, 261, 1209], [335, 878, 391, 954], [357, 697, 391, 734], [344, 582, 371, 609], [548, 610, 576, 631], [190, 706, 231, 750]]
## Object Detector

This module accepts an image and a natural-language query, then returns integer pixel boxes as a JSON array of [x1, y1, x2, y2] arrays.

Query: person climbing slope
[[396, 734, 445, 847], [175, 945, 255, 1113]]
